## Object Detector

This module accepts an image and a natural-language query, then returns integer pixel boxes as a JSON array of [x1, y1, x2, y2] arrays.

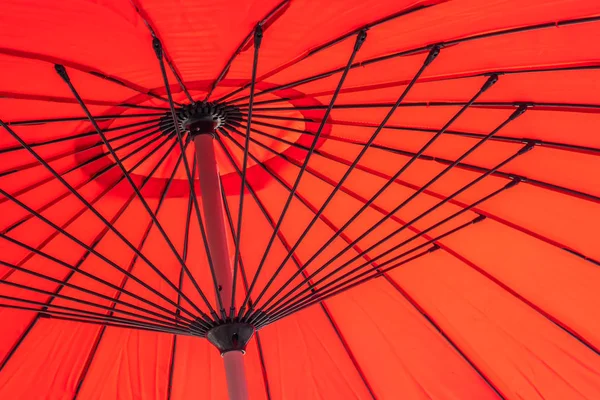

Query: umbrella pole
[[194, 132, 250, 400]]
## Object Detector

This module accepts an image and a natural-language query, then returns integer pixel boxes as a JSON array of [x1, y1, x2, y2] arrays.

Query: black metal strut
[[248, 74, 499, 324], [239, 29, 368, 320]]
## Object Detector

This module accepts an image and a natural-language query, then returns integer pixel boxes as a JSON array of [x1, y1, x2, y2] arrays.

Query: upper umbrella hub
[[158, 102, 242, 138]]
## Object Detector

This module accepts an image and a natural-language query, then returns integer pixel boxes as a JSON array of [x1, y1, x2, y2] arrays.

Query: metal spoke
[[257, 143, 530, 325], [257, 104, 527, 316], [225, 16, 600, 104], [1, 130, 171, 281], [216, 136, 313, 289], [0, 125, 167, 232], [217, 135, 372, 326], [216, 1, 441, 103], [228, 109, 600, 275], [0, 136, 206, 342], [235, 64, 600, 110], [247, 46, 441, 315], [0, 162, 203, 324], [4, 112, 164, 127], [238, 115, 600, 206], [167, 186, 195, 400], [0, 300, 190, 335], [245, 100, 600, 113], [0, 279, 198, 332], [217, 159, 274, 400], [244, 113, 600, 156], [266, 246, 438, 325], [152, 39, 224, 320], [0, 91, 173, 111], [230, 24, 264, 317], [239, 29, 368, 319], [55, 64, 217, 321], [247, 74, 498, 320], [0, 121, 167, 179], [0, 117, 163, 155], [268, 184, 511, 316], [205, 0, 290, 101], [38, 312, 193, 336]]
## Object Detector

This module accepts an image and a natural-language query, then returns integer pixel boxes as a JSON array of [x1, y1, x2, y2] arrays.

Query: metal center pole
[[193, 132, 250, 400]]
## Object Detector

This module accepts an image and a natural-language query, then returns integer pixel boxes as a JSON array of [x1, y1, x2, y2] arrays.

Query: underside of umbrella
[[0, 0, 600, 399]]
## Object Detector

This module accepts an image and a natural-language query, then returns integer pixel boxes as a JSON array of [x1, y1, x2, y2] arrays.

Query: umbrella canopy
[[1, 0, 600, 398]]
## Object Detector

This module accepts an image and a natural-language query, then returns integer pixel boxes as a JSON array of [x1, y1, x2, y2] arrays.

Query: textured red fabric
[[1, 0, 600, 399]]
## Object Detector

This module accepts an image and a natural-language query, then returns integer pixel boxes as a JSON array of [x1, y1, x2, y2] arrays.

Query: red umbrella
[[1, 0, 599, 398]]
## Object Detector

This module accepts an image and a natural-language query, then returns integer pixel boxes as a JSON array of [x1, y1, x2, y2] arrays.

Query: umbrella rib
[[0, 91, 170, 110], [205, 0, 290, 101], [215, 1, 443, 103], [0, 123, 165, 179], [0, 130, 171, 282], [0, 216, 199, 331], [0, 117, 162, 156], [225, 131, 494, 395], [220, 124, 434, 297], [247, 114, 600, 157], [37, 313, 191, 336], [55, 64, 217, 321], [265, 246, 437, 324], [245, 47, 441, 316], [217, 172, 273, 400], [249, 75, 499, 319], [0, 125, 165, 221], [0, 300, 189, 334], [0, 306, 191, 339], [0, 118, 205, 318], [152, 39, 224, 320], [220, 129, 407, 321], [266, 181, 512, 316], [0, 160, 203, 327], [74, 160, 199, 400], [218, 134, 377, 398], [226, 15, 600, 104], [0, 47, 177, 106], [4, 112, 165, 127], [248, 101, 600, 113], [0, 280, 196, 331], [235, 63, 600, 109], [217, 134, 372, 397], [216, 134, 323, 296], [259, 143, 528, 320], [262, 103, 526, 304], [229, 142, 493, 400], [0, 259, 198, 332], [0, 138, 205, 330], [242, 118, 600, 272], [228, 120, 600, 279], [129, 0, 194, 103], [223, 124, 477, 303], [264, 234, 507, 398], [266, 213, 488, 319], [362, 175, 600, 268], [166, 192, 194, 400], [238, 29, 369, 319], [242, 117, 600, 205], [230, 25, 264, 318]]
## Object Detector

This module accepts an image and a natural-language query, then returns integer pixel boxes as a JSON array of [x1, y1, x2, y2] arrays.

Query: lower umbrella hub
[[158, 102, 241, 138], [206, 322, 255, 355]]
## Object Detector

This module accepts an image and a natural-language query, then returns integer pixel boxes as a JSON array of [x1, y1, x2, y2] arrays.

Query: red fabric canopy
[[0, 0, 599, 398]]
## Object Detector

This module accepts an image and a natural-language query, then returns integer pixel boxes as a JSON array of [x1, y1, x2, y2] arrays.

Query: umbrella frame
[[192, 121, 252, 400]]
